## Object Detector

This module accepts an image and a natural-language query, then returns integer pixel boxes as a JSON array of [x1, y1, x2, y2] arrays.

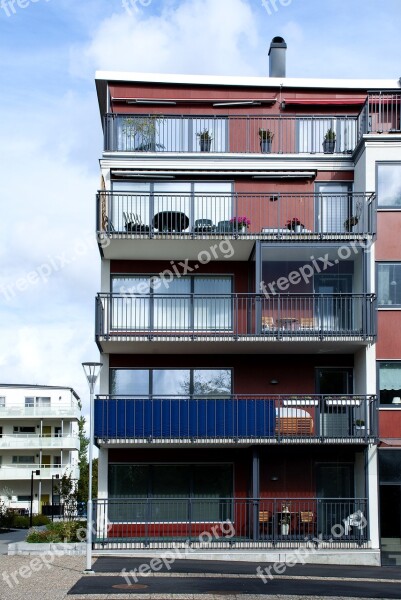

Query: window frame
[[377, 361, 401, 407], [376, 162, 401, 209], [377, 262, 401, 308]]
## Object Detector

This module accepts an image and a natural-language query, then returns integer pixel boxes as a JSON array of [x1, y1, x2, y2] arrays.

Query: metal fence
[[94, 394, 376, 443], [104, 114, 359, 154], [96, 293, 376, 341], [97, 192, 376, 238], [93, 497, 369, 548]]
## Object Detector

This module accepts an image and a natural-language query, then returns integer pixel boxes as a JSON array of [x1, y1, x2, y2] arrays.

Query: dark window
[[379, 450, 401, 483]]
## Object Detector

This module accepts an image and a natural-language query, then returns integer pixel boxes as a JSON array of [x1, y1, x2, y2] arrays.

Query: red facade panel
[[376, 212, 401, 260], [377, 311, 401, 358], [379, 410, 401, 439]]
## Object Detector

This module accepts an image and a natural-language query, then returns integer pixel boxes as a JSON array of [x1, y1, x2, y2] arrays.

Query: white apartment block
[[0, 385, 80, 515]]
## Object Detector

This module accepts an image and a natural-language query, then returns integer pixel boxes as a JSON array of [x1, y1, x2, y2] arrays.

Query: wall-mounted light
[[271, 476, 279, 481], [270, 379, 279, 385]]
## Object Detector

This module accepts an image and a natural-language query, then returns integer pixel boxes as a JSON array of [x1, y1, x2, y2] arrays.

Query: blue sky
[[1, 0, 401, 410]]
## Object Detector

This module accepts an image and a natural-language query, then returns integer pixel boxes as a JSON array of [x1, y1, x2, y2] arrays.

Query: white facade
[[0, 385, 80, 515]]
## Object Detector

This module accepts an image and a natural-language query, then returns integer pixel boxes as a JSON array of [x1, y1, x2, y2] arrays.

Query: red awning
[[282, 98, 366, 108]]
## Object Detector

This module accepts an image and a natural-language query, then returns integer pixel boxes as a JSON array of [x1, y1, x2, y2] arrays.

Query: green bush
[[12, 515, 30, 529], [26, 529, 61, 543], [26, 520, 87, 543], [32, 515, 51, 526]]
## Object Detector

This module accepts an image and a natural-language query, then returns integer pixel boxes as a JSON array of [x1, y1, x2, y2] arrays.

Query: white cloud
[[70, 0, 263, 77]]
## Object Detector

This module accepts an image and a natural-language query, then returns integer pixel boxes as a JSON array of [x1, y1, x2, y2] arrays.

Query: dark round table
[[153, 211, 189, 232]]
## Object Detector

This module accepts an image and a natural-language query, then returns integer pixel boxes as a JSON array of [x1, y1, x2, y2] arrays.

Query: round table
[[153, 211, 189, 232]]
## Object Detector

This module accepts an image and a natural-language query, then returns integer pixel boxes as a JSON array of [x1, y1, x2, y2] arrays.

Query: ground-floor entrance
[[379, 448, 401, 566]]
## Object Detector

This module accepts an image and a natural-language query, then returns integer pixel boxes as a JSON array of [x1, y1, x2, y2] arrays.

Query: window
[[13, 426, 36, 434], [116, 116, 228, 153], [12, 456, 35, 464], [111, 180, 232, 231], [377, 263, 401, 306], [298, 117, 356, 153], [110, 368, 232, 397], [379, 450, 401, 483], [17, 496, 31, 502], [24, 397, 51, 408], [111, 275, 232, 331], [378, 362, 401, 405], [0, 397, 5, 408], [377, 163, 401, 208], [108, 463, 233, 522]]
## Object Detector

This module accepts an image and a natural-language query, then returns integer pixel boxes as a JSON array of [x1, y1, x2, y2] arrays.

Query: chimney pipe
[[269, 36, 287, 78]]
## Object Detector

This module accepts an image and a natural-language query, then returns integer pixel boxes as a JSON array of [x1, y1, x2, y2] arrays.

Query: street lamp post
[[82, 362, 103, 574], [51, 474, 60, 522], [30, 469, 40, 528]]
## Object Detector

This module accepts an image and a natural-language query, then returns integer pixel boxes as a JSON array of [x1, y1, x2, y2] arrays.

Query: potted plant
[[323, 128, 336, 153], [230, 216, 251, 233], [259, 128, 274, 153], [197, 129, 213, 152], [285, 217, 304, 233], [344, 198, 363, 231], [355, 419, 365, 431], [122, 116, 165, 151]]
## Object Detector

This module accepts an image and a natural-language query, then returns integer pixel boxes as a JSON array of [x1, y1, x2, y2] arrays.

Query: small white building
[[0, 384, 80, 515]]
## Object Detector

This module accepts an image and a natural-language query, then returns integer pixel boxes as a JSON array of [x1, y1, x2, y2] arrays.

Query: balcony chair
[[216, 220, 233, 233], [299, 510, 316, 537], [259, 510, 272, 537], [123, 211, 150, 233], [193, 219, 216, 233]]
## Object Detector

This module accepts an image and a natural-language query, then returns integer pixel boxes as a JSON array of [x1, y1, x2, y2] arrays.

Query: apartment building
[[93, 37, 401, 565], [0, 385, 80, 515]]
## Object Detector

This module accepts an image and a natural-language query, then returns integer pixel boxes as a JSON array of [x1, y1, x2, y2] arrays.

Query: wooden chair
[[259, 510, 272, 537], [299, 510, 315, 537]]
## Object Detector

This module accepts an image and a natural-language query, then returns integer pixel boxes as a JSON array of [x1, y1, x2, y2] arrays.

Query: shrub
[[26, 520, 87, 543], [12, 515, 30, 529], [32, 515, 51, 526]]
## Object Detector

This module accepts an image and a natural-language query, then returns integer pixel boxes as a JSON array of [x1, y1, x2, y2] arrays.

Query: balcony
[[94, 496, 369, 549], [104, 113, 359, 154], [94, 394, 377, 446], [358, 92, 401, 136], [97, 192, 375, 259], [0, 464, 79, 480], [96, 292, 376, 353], [0, 434, 80, 451], [0, 404, 80, 419]]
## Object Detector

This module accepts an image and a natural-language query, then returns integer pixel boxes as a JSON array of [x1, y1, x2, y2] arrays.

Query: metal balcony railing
[[93, 497, 369, 548], [97, 192, 376, 239], [94, 394, 377, 443], [96, 293, 376, 341], [358, 92, 401, 137], [104, 113, 359, 154]]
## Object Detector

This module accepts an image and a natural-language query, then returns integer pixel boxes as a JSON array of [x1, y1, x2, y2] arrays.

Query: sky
[[1, 0, 401, 417]]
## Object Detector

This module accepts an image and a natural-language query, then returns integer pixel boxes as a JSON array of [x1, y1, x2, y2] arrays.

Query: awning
[[281, 98, 366, 108]]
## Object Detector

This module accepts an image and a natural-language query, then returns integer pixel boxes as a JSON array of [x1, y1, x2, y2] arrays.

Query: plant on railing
[[344, 197, 363, 232], [230, 216, 251, 232], [259, 128, 274, 153], [323, 128, 336, 153], [285, 217, 304, 231], [122, 116, 165, 151], [196, 129, 213, 152]]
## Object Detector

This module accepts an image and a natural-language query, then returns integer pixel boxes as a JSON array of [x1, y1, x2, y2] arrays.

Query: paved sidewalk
[[0, 553, 400, 600], [0, 530, 28, 555]]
